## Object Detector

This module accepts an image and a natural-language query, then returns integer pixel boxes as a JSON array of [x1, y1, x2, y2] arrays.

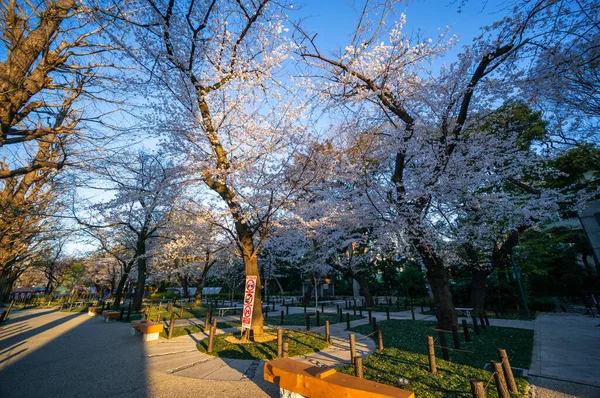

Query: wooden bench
[[102, 310, 121, 322], [264, 358, 413, 398], [88, 306, 103, 316], [455, 307, 474, 317], [217, 306, 242, 316], [130, 320, 164, 341]]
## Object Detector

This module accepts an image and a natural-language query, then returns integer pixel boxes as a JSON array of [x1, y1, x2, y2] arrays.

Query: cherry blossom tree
[[296, 0, 594, 329], [108, 0, 311, 336], [76, 150, 182, 310]]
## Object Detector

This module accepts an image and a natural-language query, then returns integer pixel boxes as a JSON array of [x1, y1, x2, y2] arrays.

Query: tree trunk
[[243, 252, 263, 337], [470, 268, 491, 314], [357, 273, 374, 307], [303, 282, 313, 305], [274, 277, 284, 294], [182, 276, 189, 298], [113, 272, 128, 310], [418, 244, 456, 330], [133, 241, 147, 311]]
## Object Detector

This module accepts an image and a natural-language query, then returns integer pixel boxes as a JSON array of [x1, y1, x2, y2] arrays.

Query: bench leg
[[280, 388, 305, 398], [142, 332, 159, 342]]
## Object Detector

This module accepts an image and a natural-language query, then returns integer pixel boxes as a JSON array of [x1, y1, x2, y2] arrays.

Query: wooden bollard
[[484, 313, 490, 326], [368, 310, 372, 323], [159, 302, 162, 309], [491, 361, 510, 398], [321, 303, 325, 313], [462, 319, 472, 342], [472, 316, 480, 335], [277, 329, 283, 358], [286, 304, 289, 315], [282, 342, 289, 358], [168, 312, 175, 340], [386, 307, 390, 320], [325, 320, 330, 343], [346, 313, 350, 330], [354, 356, 364, 379], [339, 308, 343, 322], [272, 302, 275, 311], [411, 306, 415, 320], [127, 303, 132, 321], [305, 314, 311, 331], [470, 379, 486, 398], [438, 331, 450, 361], [304, 304, 307, 313], [359, 308, 363, 317], [119, 307, 125, 320], [372, 317, 377, 332], [451, 325, 461, 349], [376, 325, 384, 350], [205, 310, 211, 329], [316, 310, 320, 326], [179, 305, 184, 318], [427, 336, 437, 374], [498, 349, 518, 393], [421, 303, 425, 313], [349, 333, 356, 365], [207, 318, 217, 353], [280, 310, 284, 325], [353, 305, 357, 316], [479, 313, 486, 329]]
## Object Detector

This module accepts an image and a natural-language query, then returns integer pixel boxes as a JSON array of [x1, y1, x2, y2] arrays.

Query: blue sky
[[291, 0, 506, 59]]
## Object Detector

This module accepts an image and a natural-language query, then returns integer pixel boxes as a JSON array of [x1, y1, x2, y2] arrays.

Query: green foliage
[[546, 143, 600, 194], [197, 330, 329, 360], [149, 291, 178, 300]]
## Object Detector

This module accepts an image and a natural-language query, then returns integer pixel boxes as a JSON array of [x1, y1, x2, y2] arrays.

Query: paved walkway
[[528, 313, 600, 398]]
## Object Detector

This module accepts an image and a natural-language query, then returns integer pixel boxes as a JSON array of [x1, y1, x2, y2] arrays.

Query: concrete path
[[0, 308, 278, 398], [528, 313, 600, 398], [143, 315, 376, 382]]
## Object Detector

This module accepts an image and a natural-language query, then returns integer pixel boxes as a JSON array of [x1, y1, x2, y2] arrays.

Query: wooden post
[[386, 307, 390, 320], [491, 361, 510, 398], [470, 379, 486, 398], [316, 310, 320, 326], [411, 306, 415, 320], [207, 318, 217, 353], [286, 304, 289, 315], [479, 313, 486, 329], [321, 303, 325, 313], [368, 310, 372, 323], [272, 302, 275, 311], [372, 317, 377, 332], [353, 305, 357, 316], [346, 313, 350, 330], [439, 331, 450, 361], [498, 349, 518, 393], [277, 329, 283, 358], [282, 342, 289, 358], [376, 325, 384, 351], [179, 305, 184, 318], [472, 316, 480, 335], [305, 314, 311, 331], [168, 312, 175, 340], [280, 310, 284, 325], [484, 313, 490, 326], [338, 308, 343, 322], [462, 319, 472, 342], [127, 303, 132, 322], [420, 302, 425, 313], [205, 311, 210, 329], [304, 304, 307, 313], [354, 356, 363, 379], [359, 308, 363, 317], [427, 336, 437, 374], [349, 333, 356, 365], [451, 325, 461, 349], [119, 307, 125, 320], [325, 320, 330, 343]]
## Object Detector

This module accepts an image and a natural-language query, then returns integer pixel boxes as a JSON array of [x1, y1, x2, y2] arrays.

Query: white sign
[[241, 276, 258, 329]]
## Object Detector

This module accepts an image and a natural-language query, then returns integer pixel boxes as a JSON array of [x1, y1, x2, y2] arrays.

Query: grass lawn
[[337, 319, 533, 397], [59, 306, 88, 313], [197, 330, 330, 360], [337, 348, 529, 397], [265, 312, 363, 327]]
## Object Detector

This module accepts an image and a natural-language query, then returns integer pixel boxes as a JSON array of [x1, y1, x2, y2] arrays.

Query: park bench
[[102, 310, 121, 322], [88, 306, 102, 316], [130, 320, 164, 341], [264, 358, 414, 398], [217, 305, 242, 316], [455, 307, 474, 317]]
